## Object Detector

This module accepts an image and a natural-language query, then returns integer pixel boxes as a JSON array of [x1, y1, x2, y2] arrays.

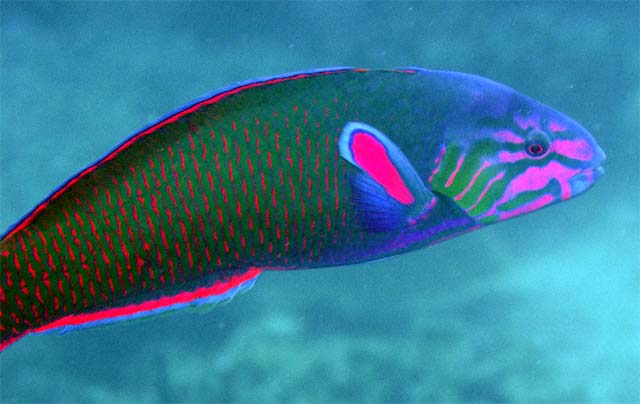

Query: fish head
[[428, 75, 605, 225]]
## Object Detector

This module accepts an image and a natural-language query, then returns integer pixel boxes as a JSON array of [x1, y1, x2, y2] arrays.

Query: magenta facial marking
[[445, 155, 465, 188], [486, 161, 581, 219], [496, 194, 555, 221], [455, 161, 490, 201], [497, 150, 529, 164], [351, 132, 414, 205], [510, 161, 578, 201], [466, 170, 505, 213], [493, 130, 524, 144], [514, 115, 540, 131], [514, 116, 528, 130], [552, 138, 593, 162], [548, 121, 567, 133]]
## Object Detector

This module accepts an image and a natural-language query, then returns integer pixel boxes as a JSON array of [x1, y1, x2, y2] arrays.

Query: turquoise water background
[[1, 2, 638, 402]]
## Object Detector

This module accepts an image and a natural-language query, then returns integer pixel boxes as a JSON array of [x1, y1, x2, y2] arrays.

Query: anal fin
[[0, 268, 262, 352]]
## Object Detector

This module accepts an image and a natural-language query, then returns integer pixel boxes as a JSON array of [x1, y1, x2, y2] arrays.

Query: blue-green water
[[1, 2, 638, 402]]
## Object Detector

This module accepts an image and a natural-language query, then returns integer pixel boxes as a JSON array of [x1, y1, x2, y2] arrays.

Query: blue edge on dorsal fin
[[2, 66, 366, 239]]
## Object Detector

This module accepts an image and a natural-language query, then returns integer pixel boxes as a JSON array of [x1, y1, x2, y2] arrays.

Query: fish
[[0, 67, 605, 351]]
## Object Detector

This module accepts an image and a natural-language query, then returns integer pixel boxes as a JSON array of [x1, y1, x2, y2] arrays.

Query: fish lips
[[568, 139, 606, 197], [569, 165, 605, 196]]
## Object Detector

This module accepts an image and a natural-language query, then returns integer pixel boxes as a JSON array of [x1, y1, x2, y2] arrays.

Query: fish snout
[[569, 159, 605, 196]]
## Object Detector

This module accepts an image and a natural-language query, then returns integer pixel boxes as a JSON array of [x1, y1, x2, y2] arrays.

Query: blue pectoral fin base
[[350, 173, 408, 232]]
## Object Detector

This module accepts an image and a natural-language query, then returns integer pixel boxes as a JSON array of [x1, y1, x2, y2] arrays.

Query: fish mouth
[[569, 165, 604, 196]]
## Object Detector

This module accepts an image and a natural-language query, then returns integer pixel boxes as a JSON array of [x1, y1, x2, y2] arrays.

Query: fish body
[[0, 68, 605, 350]]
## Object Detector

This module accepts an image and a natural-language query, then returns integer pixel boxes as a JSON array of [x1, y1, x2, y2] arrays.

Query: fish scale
[[0, 68, 605, 350], [0, 71, 368, 342]]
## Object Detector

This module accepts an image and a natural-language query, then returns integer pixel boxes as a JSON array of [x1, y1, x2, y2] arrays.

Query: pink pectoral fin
[[338, 122, 435, 231], [349, 130, 415, 204]]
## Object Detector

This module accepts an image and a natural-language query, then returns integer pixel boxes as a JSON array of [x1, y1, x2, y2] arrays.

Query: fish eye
[[524, 130, 551, 158]]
